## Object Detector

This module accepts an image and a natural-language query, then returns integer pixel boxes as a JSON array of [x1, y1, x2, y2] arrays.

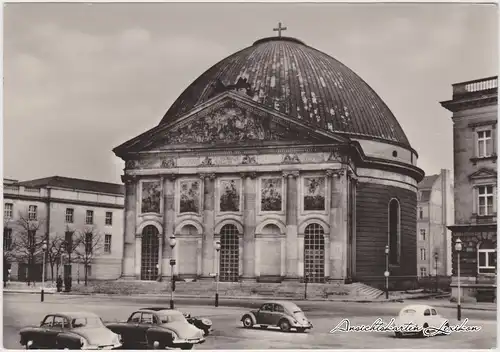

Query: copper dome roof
[[160, 37, 411, 148]]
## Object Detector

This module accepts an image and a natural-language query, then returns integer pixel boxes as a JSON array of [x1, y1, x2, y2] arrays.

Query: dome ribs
[[159, 37, 412, 149]]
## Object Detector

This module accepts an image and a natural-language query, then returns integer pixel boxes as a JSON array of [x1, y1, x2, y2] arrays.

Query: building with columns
[[113, 35, 425, 288]]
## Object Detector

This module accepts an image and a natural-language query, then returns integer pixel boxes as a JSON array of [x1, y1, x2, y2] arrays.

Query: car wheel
[[25, 340, 34, 350], [242, 316, 254, 329], [297, 328, 306, 333], [279, 320, 291, 332], [180, 343, 193, 350], [203, 328, 210, 336], [395, 332, 402, 338], [420, 323, 429, 338]]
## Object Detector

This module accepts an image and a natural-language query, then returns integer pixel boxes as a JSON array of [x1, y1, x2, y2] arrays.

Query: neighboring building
[[3, 176, 124, 282], [440, 76, 497, 301], [416, 169, 454, 278], [113, 33, 424, 289]]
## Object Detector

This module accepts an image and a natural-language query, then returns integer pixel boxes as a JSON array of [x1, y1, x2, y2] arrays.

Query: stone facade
[[416, 169, 454, 277], [440, 76, 498, 301], [3, 177, 124, 282], [114, 93, 424, 286]]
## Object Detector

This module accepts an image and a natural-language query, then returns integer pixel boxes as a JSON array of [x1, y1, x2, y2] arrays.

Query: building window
[[388, 198, 401, 266], [85, 210, 94, 225], [418, 207, 423, 220], [3, 228, 12, 250], [65, 208, 74, 223], [85, 232, 93, 254], [420, 229, 426, 241], [477, 185, 495, 216], [420, 248, 426, 261], [4, 203, 13, 219], [28, 205, 37, 221], [105, 212, 113, 226], [477, 130, 493, 157], [478, 241, 496, 274], [420, 267, 427, 277], [104, 234, 112, 253]]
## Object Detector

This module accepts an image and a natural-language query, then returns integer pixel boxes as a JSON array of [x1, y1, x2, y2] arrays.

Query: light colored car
[[240, 301, 313, 332], [394, 304, 450, 338]]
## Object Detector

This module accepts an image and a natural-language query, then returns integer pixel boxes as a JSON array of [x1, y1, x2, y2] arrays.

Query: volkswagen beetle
[[393, 304, 450, 338], [19, 311, 122, 349], [240, 301, 313, 332], [105, 308, 205, 350]]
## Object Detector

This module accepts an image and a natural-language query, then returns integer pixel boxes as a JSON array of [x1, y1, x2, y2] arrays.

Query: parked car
[[19, 311, 122, 349], [393, 304, 450, 338], [105, 308, 205, 350], [140, 307, 213, 336], [240, 301, 313, 332]]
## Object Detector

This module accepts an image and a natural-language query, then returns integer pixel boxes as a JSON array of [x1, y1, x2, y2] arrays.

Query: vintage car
[[105, 308, 205, 350], [140, 307, 213, 336], [19, 311, 122, 349], [393, 304, 450, 338], [240, 301, 313, 332]]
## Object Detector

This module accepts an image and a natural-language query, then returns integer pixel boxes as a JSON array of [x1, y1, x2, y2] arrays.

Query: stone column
[[162, 174, 176, 278], [326, 169, 347, 279], [241, 172, 257, 280], [134, 236, 141, 279], [121, 174, 138, 279], [283, 170, 299, 279], [201, 173, 216, 277]]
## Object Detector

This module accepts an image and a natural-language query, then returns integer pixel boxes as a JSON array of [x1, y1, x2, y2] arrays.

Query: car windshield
[[158, 312, 186, 324], [400, 309, 417, 315], [72, 317, 103, 328]]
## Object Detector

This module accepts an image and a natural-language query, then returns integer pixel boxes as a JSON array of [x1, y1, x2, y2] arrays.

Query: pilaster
[[201, 173, 216, 277], [283, 170, 299, 278], [241, 172, 257, 279], [134, 236, 141, 279], [162, 174, 176, 277], [326, 168, 348, 279], [121, 174, 138, 278]]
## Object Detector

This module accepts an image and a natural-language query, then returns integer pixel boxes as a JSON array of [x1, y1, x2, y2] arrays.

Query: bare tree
[[46, 234, 66, 282], [3, 218, 17, 264], [12, 212, 46, 285], [74, 227, 103, 286]]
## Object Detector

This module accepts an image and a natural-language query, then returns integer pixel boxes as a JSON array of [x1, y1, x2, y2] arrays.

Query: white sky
[[3, 2, 498, 184]]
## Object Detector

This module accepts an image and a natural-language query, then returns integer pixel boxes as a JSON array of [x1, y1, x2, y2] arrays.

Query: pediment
[[468, 168, 497, 180], [114, 92, 349, 155]]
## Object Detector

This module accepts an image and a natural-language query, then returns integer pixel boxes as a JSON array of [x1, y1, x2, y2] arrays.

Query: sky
[[3, 2, 498, 184]]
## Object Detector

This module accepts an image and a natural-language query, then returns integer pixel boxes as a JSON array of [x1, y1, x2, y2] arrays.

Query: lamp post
[[41, 241, 47, 302], [434, 252, 439, 293], [169, 236, 177, 310], [455, 238, 463, 321], [384, 245, 390, 299], [214, 240, 221, 307]]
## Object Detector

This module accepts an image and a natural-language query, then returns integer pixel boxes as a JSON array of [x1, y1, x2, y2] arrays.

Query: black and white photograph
[[2, 1, 498, 350]]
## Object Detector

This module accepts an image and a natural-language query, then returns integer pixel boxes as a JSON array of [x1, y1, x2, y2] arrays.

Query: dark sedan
[[106, 308, 205, 350], [240, 301, 313, 332], [19, 311, 122, 349]]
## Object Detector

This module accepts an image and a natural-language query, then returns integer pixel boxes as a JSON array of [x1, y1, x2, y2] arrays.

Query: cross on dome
[[273, 22, 287, 37]]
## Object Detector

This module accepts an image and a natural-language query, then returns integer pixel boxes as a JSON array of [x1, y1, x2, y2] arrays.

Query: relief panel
[[141, 180, 161, 214], [303, 177, 326, 211], [219, 179, 242, 212], [179, 180, 201, 214], [261, 177, 283, 212]]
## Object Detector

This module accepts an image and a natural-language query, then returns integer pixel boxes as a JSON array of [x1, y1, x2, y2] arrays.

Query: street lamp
[[41, 241, 47, 302], [214, 240, 221, 307], [434, 252, 439, 293], [455, 238, 463, 321], [384, 245, 390, 299], [169, 236, 177, 310]]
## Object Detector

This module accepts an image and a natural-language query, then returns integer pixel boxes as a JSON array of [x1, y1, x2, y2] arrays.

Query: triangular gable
[[468, 168, 497, 180], [114, 91, 349, 156]]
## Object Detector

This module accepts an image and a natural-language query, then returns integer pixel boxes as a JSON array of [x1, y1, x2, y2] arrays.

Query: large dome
[[160, 36, 411, 148]]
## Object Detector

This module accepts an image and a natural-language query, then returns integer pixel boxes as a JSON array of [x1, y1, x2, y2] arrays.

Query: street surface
[[3, 293, 497, 349]]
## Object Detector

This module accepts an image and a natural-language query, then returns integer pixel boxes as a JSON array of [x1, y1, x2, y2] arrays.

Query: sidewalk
[[2, 289, 496, 311]]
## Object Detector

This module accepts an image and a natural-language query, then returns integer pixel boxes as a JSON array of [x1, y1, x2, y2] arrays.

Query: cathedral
[[113, 32, 424, 288]]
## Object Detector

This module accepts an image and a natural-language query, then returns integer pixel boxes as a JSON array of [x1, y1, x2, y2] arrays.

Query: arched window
[[304, 223, 325, 283], [388, 199, 401, 266], [141, 225, 160, 281], [478, 240, 496, 274], [219, 224, 240, 282]]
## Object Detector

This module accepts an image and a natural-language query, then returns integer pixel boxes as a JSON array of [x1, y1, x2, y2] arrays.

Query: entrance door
[[141, 225, 159, 281], [304, 223, 325, 283], [219, 224, 240, 282]]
